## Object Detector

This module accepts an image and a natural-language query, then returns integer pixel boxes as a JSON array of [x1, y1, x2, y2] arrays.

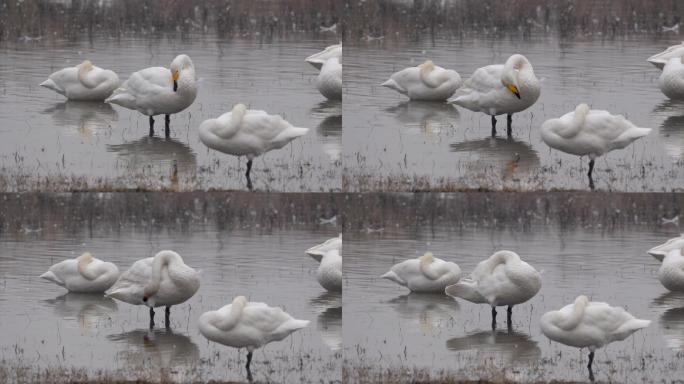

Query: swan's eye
[[142, 296, 148, 302]]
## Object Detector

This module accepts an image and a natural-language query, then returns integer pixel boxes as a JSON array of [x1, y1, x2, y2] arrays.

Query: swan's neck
[[77, 61, 99, 88], [144, 251, 182, 299], [556, 296, 588, 331], [176, 67, 196, 95], [77, 252, 99, 280], [213, 296, 247, 331]]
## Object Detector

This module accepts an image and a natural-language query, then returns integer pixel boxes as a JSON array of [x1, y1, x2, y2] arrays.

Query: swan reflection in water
[[310, 292, 342, 351], [107, 328, 200, 377], [388, 293, 458, 334], [107, 136, 197, 177], [386, 101, 460, 137], [654, 100, 684, 159], [317, 114, 342, 162], [652, 292, 684, 351], [44, 293, 118, 335], [450, 136, 540, 181], [43, 101, 118, 141], [446, 328, 541, 363]]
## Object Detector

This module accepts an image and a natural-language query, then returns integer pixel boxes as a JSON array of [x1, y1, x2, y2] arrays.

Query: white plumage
[[448, 54, 540, 134], [381, 252, 461, 293], [305, 44, 342, 70], [540, 103, 651, 186], [198, 296, 309, 370], [540, 295, 650, 370], [445, 250, 541, 325], [40, 60, 119, 101], [316, 57, 342, 101], [316, 249, 342, 292], [382, 60, 462, 101], [306, 235, 342, 262], [658, 57, 684, 100], [647, 42, 684, 69], [105, 250, 200, 327], [40, 252, 120, 293], [646, 237, 684, 292]]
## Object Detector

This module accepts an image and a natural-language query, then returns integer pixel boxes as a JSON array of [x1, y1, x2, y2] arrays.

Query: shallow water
[[344, 35, 684, 192], [0, 193, 341, 383], [0, 35, 341, 192], [343, 193, 684, 383]]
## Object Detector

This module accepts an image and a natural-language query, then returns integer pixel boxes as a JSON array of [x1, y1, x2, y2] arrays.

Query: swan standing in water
[[306, 234, 342, 262], [381, 60, 462, 101], [106, 54, 197, 137], [305, 44, 342, 70], [448, 54, 540, 136], [40, 60, 119, 101], [445, 250, 541, 329], [540, 103, 651, 189], [381, 252, 461, 293], [198, 103, 309, 190], [315, 249, 342, 292], [540, 295, 650, 377], [198, 296, 309, 376], [40, 252, 120, 293], [105, 250, 200, 328], [658, 57, 684, 100], [316, 57, 342, 100], [647, 42, 684, 69], [646, 237, 684, 292]]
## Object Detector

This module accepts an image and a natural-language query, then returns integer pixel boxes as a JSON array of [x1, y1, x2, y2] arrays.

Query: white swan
[[316, 57, 342, 101], [445, 250, 541, 327], [646, 237, 684, 292], [540, 295, 650, 372], [40, 60, 119, 101], [40, 252, 119, 293], [305, 44, 342, 70], [381, 60, 462, 101], [448, 54, 540, 136], [198, 103, 309, 190], [105, 250, 200, 328], [647, 42, 684, 69], [381, 252, 461, 293], [106, 54, 197, 137], [540, 103, 652, 188], [659, 57, 684, 100], [306, 234, 342, 262], [198, 296, 309, 372]]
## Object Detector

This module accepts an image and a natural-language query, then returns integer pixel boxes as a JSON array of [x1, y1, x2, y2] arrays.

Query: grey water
[[343, 194, 684, 383], [0, 35, 341, 192], [344, 35, 684, 192], [0, 193, 341, 383]]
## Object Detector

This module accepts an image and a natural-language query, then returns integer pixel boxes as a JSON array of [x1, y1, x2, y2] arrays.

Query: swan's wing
[[117, 67, 171, 97], [421, 66, 454, 88], [111, 258, 152, 289], [459, 65, 503, 94], [242, 303, 292, 334], [582, 111, 647, 143], [240, 110, 295, 142], [582, 302, 638, 333]]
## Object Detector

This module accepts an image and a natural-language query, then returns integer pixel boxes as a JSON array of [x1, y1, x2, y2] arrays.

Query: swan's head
[[78, 60, 93, 71], [647, 236, 684, 261], [170, 54, 194, 91], [419, 251, 435, 264], [574, 295, 590, 306], [501, 54, 530, 99]]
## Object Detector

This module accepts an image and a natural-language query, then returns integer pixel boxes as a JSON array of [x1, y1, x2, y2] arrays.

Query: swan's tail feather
[[104, 91, 134, 106], [381, 270, 406, 286], [381, 79, 406, 94], [40, 79, 64, 95], [445, 280, 487, 303], [613, 318, 650, 340], [276, 318, 310, 335], [615, 127, 652, 148], [40, 271, 64, 286]]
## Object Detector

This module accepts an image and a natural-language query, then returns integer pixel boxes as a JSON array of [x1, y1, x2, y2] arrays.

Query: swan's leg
[[149, 116, 155, 137], [507, 305, 513, 324], [165, 306, 171, 328], [588, 159, 595, 190], [245, 159, 253, 191], [149, 307, 155, 329], [246, 351, 253, 369], [491, 115, 497, 136], [165, 114, 170, 138], [587, 351, 594, 369], [491, 306, 497, 330], [507, 114, 513, 136]]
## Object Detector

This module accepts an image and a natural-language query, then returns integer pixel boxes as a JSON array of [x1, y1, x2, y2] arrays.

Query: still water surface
[[0, 35, 341, 192], [344, 36, 684, 192]]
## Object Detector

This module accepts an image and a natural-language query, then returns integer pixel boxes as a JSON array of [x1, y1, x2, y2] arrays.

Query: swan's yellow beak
[[506, 84, 521, 99], [172, 70, 180, 82]]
